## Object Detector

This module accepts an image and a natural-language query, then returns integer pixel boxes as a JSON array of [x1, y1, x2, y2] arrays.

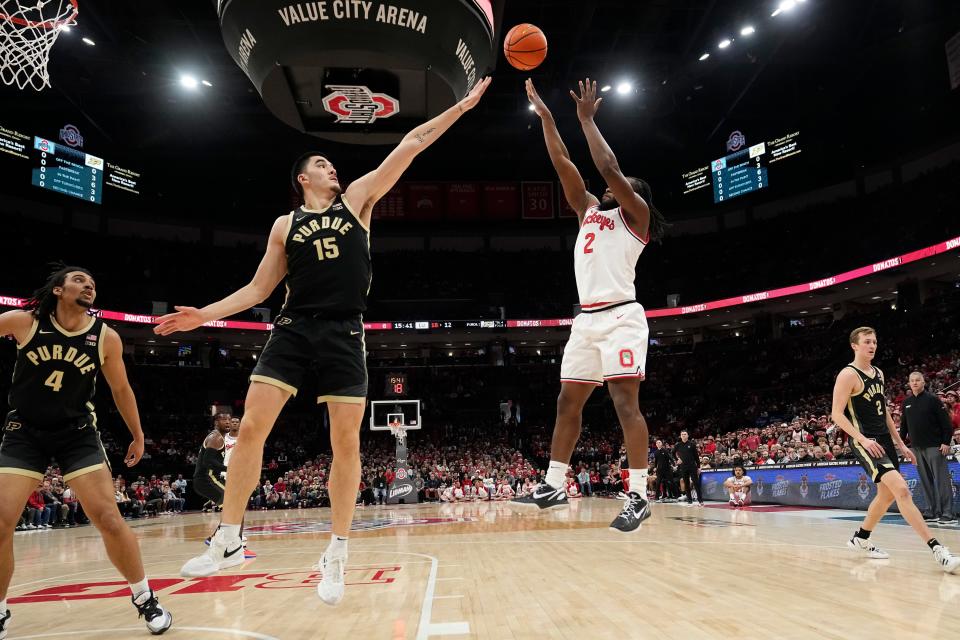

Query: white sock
[[129, 578, 150, 599], [218, 523, 241, 542], [0, 598, 7, 614], [327, 534, 348, 557], [545, 461, 568, 488], [629, 469, 648, 496]]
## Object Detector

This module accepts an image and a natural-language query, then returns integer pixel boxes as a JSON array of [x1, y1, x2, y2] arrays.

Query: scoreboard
[[0, 123, 141, 205], [384, 373, 409, 398], [32, 137, 104, 204], [682, 131, 801, 203]]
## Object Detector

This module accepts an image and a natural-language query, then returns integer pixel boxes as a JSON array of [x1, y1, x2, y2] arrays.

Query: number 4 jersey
[[8, 314, 106, 427], [282, 195, 372, 315]]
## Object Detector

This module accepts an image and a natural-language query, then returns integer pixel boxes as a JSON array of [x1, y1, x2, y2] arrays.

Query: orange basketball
[[503, 23, 547, 71]]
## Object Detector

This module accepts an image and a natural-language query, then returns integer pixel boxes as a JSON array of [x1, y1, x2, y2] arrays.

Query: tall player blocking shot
[[512, 78, 669, 533], [155, 77, 490, 606]]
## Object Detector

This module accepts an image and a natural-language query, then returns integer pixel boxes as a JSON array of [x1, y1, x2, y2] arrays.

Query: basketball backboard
[[370, 399, 421, 431]]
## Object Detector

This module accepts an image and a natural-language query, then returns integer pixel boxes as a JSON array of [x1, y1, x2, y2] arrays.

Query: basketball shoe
[[0, 609, 10, 640], [847, 534, 889, 559], [180, 528, 246, 577], [132, 590, 173, 635], [510, 483, 568, 510], [932, 544, 960, 574], [609, 491, 651, 533], [316, 551, 346, 606]]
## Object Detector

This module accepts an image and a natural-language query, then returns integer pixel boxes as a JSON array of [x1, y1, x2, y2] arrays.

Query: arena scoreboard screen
[[682, 131, 801, 203], [0, 123, 141, 205]]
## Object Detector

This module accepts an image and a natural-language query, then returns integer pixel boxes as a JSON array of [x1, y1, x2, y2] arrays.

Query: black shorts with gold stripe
[[0, 410, 110, 482], [850, 432, 900, 483], [249, 311, 367, 405], [193, 470, 226, 505]]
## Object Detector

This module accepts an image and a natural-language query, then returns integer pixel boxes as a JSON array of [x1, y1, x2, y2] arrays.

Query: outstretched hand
[[153, 305, 206, 336], [570, 77, 603, 121], [458, 76, 492, 112], [525, 78, 550, 118]]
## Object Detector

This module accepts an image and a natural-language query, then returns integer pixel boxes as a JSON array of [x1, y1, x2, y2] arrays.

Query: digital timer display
[[384, 373, 408, 397]]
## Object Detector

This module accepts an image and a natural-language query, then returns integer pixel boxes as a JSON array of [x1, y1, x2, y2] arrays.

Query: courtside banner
[[702, 459, 960, 512], [2, 235, 958, 332]]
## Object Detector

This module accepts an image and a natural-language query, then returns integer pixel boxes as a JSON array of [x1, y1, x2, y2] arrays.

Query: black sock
[[927, 538, 940, 550], [855, 527, 871, 540]]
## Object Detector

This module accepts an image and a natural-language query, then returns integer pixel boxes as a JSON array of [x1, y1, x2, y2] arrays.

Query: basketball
[[504, 23, 548, 71]]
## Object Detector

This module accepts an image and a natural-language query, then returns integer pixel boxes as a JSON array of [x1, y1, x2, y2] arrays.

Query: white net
[[0, 0, 78, 91], [388, 422, 407, 448]]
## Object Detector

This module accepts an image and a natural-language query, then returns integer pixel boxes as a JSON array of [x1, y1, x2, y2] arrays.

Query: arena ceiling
[[1, 0, 958, 219]]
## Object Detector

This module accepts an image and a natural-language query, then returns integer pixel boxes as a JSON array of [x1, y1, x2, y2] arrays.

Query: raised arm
[[100, 327, 144, 467], [154, 215, 289, 336], [525, 78, 598, 221], [571, 78, 650, 237], [345, 77, 492, 225]]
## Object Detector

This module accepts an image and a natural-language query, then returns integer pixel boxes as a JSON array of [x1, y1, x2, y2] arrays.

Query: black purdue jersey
[[843, 364, 887, 437], [282, 195, 371, 315], [9, 314, 107, 426]]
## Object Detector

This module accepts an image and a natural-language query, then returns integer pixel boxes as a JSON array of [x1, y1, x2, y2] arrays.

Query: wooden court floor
[[7, 498, 960, 640]]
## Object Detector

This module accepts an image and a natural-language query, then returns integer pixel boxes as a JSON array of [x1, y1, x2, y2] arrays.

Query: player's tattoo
[[415, 127, 437, 144]]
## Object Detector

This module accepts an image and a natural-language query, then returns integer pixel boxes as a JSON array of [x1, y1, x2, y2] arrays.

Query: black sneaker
[[132, 590, 173, 635], [923, 514, 939, 523], [939, 516, 959, 525], [609, 491, 651, 533], [510, 483, 568, 510], [1, 609, 11, 640]]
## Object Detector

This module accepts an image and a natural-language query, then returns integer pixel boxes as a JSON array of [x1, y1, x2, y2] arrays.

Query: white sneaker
[[0, 608, 10, 640], [180, 530, 245, 577], [847, 535, 890, 559], [316, 552, 346, 606], [132, 590, 173, 635], [933, 545, 960, 574]]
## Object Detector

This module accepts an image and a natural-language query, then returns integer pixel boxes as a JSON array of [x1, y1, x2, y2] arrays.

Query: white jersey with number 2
[[574, 204, 647, 310]]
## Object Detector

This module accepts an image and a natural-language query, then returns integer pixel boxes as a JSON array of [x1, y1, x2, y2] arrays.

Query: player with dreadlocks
[[513, 78, 668, 534], [0, 264, 173, 637]]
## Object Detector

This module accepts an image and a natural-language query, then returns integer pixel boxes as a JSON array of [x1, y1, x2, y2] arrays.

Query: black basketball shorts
[[193, 469, 226, 505], [0, 410, 111, 482], [851, 432, 900, 483], [250, 311, 367, 404]]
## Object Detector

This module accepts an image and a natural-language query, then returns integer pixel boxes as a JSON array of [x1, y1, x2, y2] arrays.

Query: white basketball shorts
[[560, 302, 649, 385]]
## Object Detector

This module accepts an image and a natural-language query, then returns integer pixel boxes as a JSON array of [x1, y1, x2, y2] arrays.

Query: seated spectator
[[724, 465, 753, 508]]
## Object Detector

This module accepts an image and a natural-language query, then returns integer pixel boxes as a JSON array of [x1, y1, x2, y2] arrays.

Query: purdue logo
[[274, 317, 293, 326], [5, 421, 22, 431]]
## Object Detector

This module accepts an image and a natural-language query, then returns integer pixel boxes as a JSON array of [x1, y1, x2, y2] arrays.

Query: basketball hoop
[[0, 0, 78, 91], [388, 421, 407, 448]]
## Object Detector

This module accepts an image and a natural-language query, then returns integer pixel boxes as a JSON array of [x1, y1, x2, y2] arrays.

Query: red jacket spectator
[[385, 470, 395, 485], [745, 434, 760, 451], [704, 440, 717, 455], [27, 490, 44, 510]]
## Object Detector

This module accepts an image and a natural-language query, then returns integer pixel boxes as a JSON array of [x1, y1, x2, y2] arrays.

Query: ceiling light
[[616, 82, 632, 94], [698, 53, 710, 61], [871, 296, 882, 300], [740, 26, 755, 36], [528, 103, 535, 111], [821, 306, 831, 311], [81, 37, 95, 46], [180, 74, 199, 89], [600, 84, 611, 92], [202, 80, 213, 87], [61, 25, 71, 32], [772, 0, 796, 17], [718, 39, 732, 49]]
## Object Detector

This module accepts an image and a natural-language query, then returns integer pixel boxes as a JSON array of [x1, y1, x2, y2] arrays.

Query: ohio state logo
[[59, 124, 84, 148], [726, 130, 746, 151], [322, 85, 399, 124]]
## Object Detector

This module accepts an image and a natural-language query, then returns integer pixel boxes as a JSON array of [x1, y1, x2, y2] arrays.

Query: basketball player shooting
[[154, 76, 491, 606], [831, 327, 959, 573], [0, 266, 173, 637], [512, 78, 668, 533]]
